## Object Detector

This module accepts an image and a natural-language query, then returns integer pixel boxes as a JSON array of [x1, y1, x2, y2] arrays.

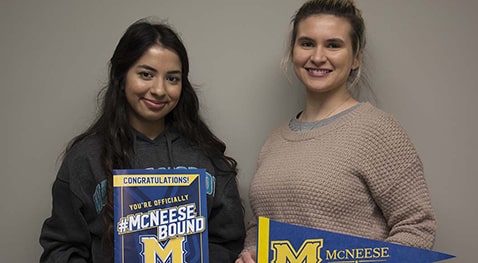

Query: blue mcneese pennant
[[257, 217, 454, 263]]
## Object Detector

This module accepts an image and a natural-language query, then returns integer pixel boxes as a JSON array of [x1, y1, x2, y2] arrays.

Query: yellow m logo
[[271, 239, 323, 263], [140, 236, 185, 263]]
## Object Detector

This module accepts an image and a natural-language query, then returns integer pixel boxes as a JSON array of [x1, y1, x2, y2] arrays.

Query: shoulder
[[256, 121, 290, 163], [64, 135, 103, 163], [59, 135, 104, 181], [349, 103, 409, 139], [352, 103, 399, 126], [264, 121, 290, 144], [352, 103, 420, 161]]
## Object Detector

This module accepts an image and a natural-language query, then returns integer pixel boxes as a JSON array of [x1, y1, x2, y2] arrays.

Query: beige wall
[[1, 0, 476, 262]]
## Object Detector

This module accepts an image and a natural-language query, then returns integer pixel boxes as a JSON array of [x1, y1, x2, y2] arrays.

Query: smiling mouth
[[307, 68, 331, 74], [143, 99, 167, 110]]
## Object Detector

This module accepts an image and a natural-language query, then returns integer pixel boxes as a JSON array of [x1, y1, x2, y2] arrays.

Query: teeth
[[308, 69, 329, 74]]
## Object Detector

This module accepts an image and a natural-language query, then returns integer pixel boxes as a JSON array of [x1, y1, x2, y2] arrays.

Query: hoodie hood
[[128, 125, 213, 174], [129, 125, 181, 169]]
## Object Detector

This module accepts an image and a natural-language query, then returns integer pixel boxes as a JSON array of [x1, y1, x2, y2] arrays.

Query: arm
[[208, 174, 246, 263], [40, 178, 92, 262], [364, 116, 436, 249], [235, 217, 258, 263], [235, 250, 256, 263], [375, 158, 436, 248], [40, 144, 103, 262], [236, 130, 279, 263]]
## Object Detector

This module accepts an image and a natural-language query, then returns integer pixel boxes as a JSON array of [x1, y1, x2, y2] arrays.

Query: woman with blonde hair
[[237, 1, 436, 262]]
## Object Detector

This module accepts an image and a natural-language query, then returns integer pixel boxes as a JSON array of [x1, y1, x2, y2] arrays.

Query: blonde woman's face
[[292, 14, 359, 94]]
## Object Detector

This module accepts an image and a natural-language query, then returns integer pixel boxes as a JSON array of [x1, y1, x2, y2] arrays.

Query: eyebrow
[[296, 36, 315, 42], [136, 64, 182, 74], [296, 36, 345, 43], [327, 38, 345, 43], [137, 64, 157, 72], [167, 70, 182, 75]]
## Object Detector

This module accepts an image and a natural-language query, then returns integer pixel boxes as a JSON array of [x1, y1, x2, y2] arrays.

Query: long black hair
[[64, 18, 237, 248]]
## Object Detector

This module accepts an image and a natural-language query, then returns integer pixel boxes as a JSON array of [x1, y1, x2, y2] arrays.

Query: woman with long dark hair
[[40, 18, 245, 262]]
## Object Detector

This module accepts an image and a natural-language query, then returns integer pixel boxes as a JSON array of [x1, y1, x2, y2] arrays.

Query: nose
[[150, 79, 166, 96], [310, 47, 326, 64]]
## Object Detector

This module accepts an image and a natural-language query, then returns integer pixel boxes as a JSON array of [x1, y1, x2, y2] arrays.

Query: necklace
[[323, 96, 352, 119]]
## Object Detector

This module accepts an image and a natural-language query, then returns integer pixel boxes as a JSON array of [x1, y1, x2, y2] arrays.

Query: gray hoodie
[[40, 126, 245, 262]]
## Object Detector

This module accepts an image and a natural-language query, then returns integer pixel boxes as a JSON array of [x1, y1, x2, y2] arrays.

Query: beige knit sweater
[[244, 103, 436, 252]]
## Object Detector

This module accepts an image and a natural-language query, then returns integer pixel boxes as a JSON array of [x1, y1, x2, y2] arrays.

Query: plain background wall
[[1, 0, 476, 262]]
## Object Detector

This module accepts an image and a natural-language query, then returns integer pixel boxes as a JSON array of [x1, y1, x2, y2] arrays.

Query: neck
[[300, 90, 356, 122]]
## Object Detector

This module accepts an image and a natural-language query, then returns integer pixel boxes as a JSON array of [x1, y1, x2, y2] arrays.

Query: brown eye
[[138, 71, 154, 79], [166, 76, 181, 84], [327, 43, 340, 48], [299, 41, 314, 48]]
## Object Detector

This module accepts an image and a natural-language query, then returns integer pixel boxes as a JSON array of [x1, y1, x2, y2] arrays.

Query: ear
[[352, 51, 362, 70]]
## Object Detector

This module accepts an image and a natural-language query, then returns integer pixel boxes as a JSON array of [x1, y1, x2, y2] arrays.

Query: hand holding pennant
[[257, 217, 454, 263]]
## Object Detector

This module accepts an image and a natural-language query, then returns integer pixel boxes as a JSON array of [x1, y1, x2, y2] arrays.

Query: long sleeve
[[245, 103, 436, 253], [243, 216, 258, 254], [40, 137, 107, 263], [40, 165, 92, 262], [379, 159, 436, 248], [208, 174, 246, 262], [361, 115, 436, 249]]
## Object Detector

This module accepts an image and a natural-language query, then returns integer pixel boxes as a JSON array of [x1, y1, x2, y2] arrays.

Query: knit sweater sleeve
[[242, 126, 282, 254], [243, 216, 258, 255], [360, 114, 436, 249]]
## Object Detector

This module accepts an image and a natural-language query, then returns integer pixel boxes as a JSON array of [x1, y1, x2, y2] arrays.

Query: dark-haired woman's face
[[125, 44, 182, 138]]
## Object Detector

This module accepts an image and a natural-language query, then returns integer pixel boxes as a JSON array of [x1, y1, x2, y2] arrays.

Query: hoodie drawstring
[[164, 130, 176, 168]]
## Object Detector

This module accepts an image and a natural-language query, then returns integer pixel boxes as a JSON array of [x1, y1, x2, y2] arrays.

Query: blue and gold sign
[[257, 217, 454, 263], [113, 168, 209, 263]]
